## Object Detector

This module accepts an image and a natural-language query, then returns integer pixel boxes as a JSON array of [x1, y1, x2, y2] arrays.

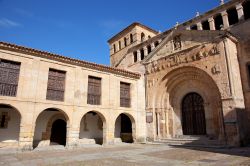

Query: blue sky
[[0, 0, 222, 65]]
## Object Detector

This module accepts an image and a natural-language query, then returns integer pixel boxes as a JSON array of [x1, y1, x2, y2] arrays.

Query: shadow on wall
[[170, 107, 250, 154]]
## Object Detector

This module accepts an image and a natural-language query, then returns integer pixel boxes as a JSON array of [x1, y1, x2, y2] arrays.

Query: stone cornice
[[0, 41, 141, 79], [107, 22, 159, 44]]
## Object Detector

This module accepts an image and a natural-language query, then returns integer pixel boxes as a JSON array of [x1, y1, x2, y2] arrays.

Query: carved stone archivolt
[[146, 44, 220, 74], [211, 64, 221, 75]]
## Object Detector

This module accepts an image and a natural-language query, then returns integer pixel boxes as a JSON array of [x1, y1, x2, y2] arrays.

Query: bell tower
[[108, 22, 159, 67]]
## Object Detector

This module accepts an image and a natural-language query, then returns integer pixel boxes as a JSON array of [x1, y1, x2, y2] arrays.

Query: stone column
[[66, 126, 79, 149], [105, 123, 115, 145], [19, 112, 34, 151], [137, 50, 141, 61], [143, 46, 148, 56], [197, 22, 203, 30], [208, 17, 216, 30], [236, 3, 244, 21], [151, 43, 155, 50], [221, 11, 229, 29], [186, 26, 191, 30]]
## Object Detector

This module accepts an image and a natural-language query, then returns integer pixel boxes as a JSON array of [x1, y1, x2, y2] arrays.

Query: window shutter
[[120, 82, 130, 107], [46, 69, 66, 101], [87, 76, 101, 105], [0, 59, 20, 97]]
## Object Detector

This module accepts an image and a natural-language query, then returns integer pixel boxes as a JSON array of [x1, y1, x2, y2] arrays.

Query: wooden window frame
[[87, 76, 102, 105], [46, 68, 66, 102], [120, 82, 131, 108], [0, 59, 21, 97]]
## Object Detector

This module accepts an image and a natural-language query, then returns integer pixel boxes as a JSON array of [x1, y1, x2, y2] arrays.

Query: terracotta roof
[[0, 41, 141, 79], [108, 22, 159, 43]]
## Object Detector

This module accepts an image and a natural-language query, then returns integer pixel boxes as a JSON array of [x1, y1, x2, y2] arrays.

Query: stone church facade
[[108, 0, 250, 146], [0, 0, 249, 150]]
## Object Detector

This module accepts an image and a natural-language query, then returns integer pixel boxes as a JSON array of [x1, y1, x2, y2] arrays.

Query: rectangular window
[[0, 59, 21, 97], [120, 82, 131, 107], [46, 68, 66, 101], [87, 76, 101, 105]]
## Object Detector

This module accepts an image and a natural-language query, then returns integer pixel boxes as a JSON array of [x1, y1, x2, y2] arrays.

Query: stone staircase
[[154, 135, 226, 148]]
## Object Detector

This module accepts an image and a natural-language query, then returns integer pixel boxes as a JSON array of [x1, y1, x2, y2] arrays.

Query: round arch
[[114, 112, 136, 143], [0, 104, 21, 147], [33, 108, 69, 148], [153, 67, 223, 139], [79, 110, 107, 145]]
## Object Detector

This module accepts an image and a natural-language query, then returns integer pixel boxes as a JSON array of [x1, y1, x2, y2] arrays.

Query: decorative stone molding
[[146, 44, 220, 74]]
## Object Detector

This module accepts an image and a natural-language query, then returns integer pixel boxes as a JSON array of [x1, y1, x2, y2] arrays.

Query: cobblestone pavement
[[0, 144, 249, 166]]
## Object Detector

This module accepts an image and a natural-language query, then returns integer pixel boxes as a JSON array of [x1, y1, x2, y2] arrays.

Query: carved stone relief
[[173, 36, 182, 50], [211, 64, 221, 74], [146, 44, 220, 74]]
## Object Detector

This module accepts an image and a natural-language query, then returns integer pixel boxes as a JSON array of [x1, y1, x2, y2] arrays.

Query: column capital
[[208, 17, 214, 22], [236, 3, 243, 10], [221, 10, 228, 16]]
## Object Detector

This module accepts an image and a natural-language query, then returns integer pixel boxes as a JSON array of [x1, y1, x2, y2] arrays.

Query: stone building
[[0, 0, 249, 150], [0, 42, 146, 150], [108, 0, 250, 146]]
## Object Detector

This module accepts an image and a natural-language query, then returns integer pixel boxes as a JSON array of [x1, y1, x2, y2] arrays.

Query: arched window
[[124, 37, 127, 47], [130, 34, 133, 43], [214, 14, 223, 30], [227, 7, 239, 25], [190, 24, 198, 30], [133, 52, 137, 63], [140, 49, 144, 60], [243, 1, 250, 20], [147, 45, 152, 54], [202, 20, 210, 30], [154, 41, 159, 47], [141, 33, 145, 42]]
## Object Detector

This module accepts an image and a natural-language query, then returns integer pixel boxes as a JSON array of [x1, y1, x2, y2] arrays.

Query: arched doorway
[[50, 119, 66, 146], [115, 113, 133, 143], [79, 111, 105, 145], [0, 104, 21, 147], [33, 108, 68, 148], [181, 92, 206, 135]]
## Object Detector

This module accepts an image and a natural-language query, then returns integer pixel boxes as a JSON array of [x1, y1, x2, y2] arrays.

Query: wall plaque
[[146, 112, 153, 123]]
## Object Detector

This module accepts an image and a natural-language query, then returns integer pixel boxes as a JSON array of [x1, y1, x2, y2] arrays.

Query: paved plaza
[[0, 144, 249, 166]]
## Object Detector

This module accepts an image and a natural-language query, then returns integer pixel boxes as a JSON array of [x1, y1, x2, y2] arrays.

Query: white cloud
[[0, 18, 21, 28]]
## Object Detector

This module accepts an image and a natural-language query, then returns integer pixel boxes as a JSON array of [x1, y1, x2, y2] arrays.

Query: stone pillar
[[186, 26, 191, 30], [208, 17, 216, 30], [104, 123, 115, 145], [19, 114, 34, 151], [197, 22, 203, 30], [66, 127, 79, 149], [137, 50, 141, 61], [151, 43, 155, 50], [221, 11, 229, 29], [143, 46, 148, 56], [236, 3, 244, 21]]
